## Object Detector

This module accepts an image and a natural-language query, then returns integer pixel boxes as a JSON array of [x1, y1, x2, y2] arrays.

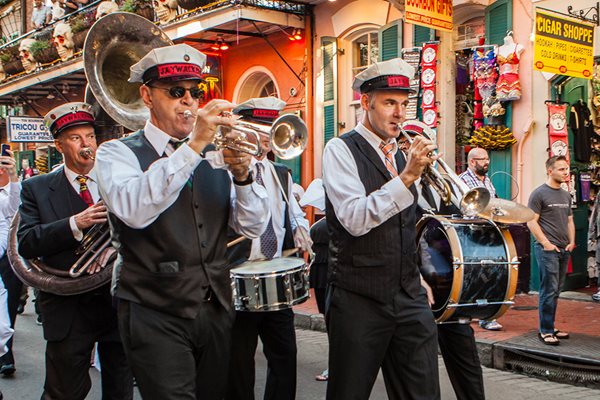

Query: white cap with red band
[[233, 97, 286, 121], [352, 57, 415, 93], [44, 102, 95, 137], [128, 43, 207, 83]]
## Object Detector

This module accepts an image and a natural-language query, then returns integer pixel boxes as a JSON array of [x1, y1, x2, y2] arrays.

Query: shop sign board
[[534, 9, 594, 79], [404, 0, 453, 32], [7, 116, 53, 142]]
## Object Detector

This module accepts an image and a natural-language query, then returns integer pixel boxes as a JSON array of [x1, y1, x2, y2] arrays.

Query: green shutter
[[379, 21, 402, 61], [323, 39, 335, 102], [485, 0, 513, 45], [413, 25, 432, 47], [275, 157, 301, 184], [485, 0, 513, 200], [324, 105, 335, 144]]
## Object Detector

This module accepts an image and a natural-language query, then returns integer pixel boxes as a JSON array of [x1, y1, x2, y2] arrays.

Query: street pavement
[[2, 302, 600, 399]]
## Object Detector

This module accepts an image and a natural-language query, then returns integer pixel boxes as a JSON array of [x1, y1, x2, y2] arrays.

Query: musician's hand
[[74, 201, 107, 230], [293, 227, 313, 253], [224, 148, 251, 181], [420, 276, 435, 307], [189, 99, 236, 155], [400, 136, 438, 187], [0, 150, 18, 182], [87, 247, 116, 275]]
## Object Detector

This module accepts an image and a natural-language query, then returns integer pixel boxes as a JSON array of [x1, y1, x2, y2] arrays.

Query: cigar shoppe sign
[[534, 9, 594, 79], [404, 0, 453, 32]]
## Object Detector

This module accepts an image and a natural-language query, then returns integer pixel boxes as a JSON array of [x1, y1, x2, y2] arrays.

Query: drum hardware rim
[[446, 301, 515, 308], [230, 266, 307, 279], [236, 296, 309, 312], [456, 260, 519, 266]]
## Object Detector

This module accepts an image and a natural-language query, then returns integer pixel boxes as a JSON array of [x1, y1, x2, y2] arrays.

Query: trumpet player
[[95, 44, 270, 400], [17, 102, 132, 400], [322, 58, 440, 400]]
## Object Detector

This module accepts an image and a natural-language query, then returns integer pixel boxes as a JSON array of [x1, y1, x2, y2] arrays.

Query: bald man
[[459, 148, 503, 331]]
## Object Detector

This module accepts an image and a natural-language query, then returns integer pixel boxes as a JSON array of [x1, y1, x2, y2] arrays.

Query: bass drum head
[[417, 216, 456, 318]]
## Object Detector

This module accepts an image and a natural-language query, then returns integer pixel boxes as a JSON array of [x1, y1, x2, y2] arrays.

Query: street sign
[[7, 116, 53, 143], [534, 9, 594, 79]]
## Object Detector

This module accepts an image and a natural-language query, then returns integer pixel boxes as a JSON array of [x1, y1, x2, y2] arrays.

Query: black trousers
[[42, 298, 132, 400], [438, 323, 485, 400], [0, 255, 22, 367], [326, 287, 440, 400], [226, 309, 297, 400], [118, 299, 233, 400]]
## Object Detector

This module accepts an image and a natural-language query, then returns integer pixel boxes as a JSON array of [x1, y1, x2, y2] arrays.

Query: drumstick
[[227, 236, 247, 248], [282, 248, 299, 258]]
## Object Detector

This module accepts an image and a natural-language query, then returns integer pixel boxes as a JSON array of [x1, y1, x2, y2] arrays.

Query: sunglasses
[[147, 85, 204, 100]]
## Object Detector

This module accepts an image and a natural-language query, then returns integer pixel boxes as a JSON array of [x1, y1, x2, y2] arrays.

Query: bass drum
[[417, 215, 519, 323]]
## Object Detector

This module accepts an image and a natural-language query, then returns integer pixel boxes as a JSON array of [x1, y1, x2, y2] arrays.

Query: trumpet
[[79, 148, 95, 160], [399, 124, 491, 217], [183, 110, 308, 160]]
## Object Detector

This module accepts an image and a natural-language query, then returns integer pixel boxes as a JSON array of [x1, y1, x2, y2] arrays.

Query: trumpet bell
[[271, 114, 308, 160], [461, 188, 491, 217]]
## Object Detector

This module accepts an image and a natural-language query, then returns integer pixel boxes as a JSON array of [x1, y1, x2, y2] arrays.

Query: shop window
[[455, 18, 485, 49], [352, 31, 379, 78], [236, 71, 279, 103], [322, 37, 337, 145], [0, 1, 21, 43]]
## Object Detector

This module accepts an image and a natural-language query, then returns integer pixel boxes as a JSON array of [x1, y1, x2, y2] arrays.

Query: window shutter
[[413, 25, 432, 47], [322, 37, 337, 145], [485, 0, 513, 199], [379, 20, 402, 61]]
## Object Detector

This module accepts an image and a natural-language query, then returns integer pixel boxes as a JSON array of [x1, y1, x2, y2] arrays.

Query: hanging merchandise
[[469, 125, 516, 150], [581, 172, 592, 202], [496, 33, 524, 101], [420, 42, 439, 128], [570, 100, 594, 163], [401, 47, 422, 120], [546, 101, 570, 162], [473, 47, 498, 102]]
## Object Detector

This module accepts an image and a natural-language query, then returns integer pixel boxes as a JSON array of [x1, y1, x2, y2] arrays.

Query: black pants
[[326, 287, 440, 400], [226, 309, 297, 400], [42, 300, 132, 400], [438, 323, 485, 400], [0, 255, 22, 367], [118, 299, 233, 400]]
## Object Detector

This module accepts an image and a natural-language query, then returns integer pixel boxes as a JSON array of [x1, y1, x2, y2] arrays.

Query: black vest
[[325, 131, 421, 302], [226, 162, 294, 265], [109, 131, 232, 318]]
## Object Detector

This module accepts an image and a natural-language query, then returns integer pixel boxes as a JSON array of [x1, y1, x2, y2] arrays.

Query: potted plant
[[69, 11, 95, 50], [121, 0, 155, 21], [0, 45, 24, 75], [29, 39, 60, 65]]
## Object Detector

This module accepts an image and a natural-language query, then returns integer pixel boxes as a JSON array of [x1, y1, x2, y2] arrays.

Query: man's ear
[[54, 138, 64, 154], [140, 85, 152, 109], [359, 93, 370, 111]]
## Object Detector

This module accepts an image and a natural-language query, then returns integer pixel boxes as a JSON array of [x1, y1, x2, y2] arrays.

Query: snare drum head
[[231, 257, 306, 276]]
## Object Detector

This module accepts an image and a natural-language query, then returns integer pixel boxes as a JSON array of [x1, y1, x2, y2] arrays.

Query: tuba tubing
[[7, 213, 114, 296]]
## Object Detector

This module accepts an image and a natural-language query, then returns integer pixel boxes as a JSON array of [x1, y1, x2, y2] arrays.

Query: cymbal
[[478, 198, 535, 224]]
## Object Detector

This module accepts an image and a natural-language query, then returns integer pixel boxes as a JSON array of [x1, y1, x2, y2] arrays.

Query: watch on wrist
[[233, 171, 253, 186]]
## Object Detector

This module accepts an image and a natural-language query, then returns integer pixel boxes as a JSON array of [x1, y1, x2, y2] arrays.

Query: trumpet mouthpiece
[[183, 110, 194, 119], [80, 148, 95, 160]]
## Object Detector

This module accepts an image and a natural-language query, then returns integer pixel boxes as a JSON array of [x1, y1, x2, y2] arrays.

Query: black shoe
[[0, 363, 15, 376], [16, 304, 24, 314]]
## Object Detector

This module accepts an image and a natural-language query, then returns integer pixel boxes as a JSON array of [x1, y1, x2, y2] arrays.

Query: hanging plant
[[121, 0, 154, 20], [29, 39, 60, 64], [0, 45, 24, 75], [470, 125, 517, 151]]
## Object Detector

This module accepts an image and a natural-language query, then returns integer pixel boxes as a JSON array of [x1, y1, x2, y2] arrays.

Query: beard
[[474, 164, 489, 176]]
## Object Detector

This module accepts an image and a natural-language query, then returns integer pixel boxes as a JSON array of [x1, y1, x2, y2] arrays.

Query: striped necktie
[[379, 141, 398, 178], [76, 175, 94, 207], [255, 163, 277, 259]]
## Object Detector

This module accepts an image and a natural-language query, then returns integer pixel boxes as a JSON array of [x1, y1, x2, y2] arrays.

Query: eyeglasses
[[471, 157, 489, 161], [147, 85, 204, 100]]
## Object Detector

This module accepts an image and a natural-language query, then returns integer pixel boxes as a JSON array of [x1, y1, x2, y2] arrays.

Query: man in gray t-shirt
[[527, 156, 575, 346]]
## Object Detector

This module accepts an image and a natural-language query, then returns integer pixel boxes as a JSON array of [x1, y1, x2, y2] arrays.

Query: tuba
[[7, 13, 173, 295]]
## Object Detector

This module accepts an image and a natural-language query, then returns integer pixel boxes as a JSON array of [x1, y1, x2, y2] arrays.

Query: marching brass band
[[1, 13, 541, 400]]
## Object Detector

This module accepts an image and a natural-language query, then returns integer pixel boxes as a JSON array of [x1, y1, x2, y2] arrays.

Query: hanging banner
[[7, 116, 53, 142], [405, 0, 453, 32], [534, 9, 594, 79]]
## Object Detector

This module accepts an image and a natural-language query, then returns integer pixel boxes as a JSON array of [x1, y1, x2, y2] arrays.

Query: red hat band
[[53, 111, 94, 133]]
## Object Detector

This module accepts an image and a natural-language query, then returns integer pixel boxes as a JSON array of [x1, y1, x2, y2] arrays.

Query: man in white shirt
[[225, 97, 311, 400], [0, 150, 20, 377], [17, 102, 132, 399], [322, 58, 440, 399], [95, 44, 270, 400], [31, 0, 51, 30]]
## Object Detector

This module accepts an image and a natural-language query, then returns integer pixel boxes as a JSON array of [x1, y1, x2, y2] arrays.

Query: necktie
[[76, 175, 94, 207], [379, 141, 398, 178], [170, 138, 193, 189], [421, 180, 437, 211], [255, 164, 277, 259]]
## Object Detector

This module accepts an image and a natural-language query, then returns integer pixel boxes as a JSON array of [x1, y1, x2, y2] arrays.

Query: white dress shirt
[[322, 122, 414, 237], [95, 120, 269, 237], [0, 181, 21, 221], [63, 165, 100, 241], [248, 158, 309, 260]]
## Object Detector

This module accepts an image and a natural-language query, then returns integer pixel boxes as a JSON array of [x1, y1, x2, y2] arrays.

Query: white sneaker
[[479, 319, 503, 331], [592, 290, 600, 302]]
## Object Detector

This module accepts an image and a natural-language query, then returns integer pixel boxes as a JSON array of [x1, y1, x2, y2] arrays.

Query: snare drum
[[230, 257, 309, 312], [417, 215, 519, 323]]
